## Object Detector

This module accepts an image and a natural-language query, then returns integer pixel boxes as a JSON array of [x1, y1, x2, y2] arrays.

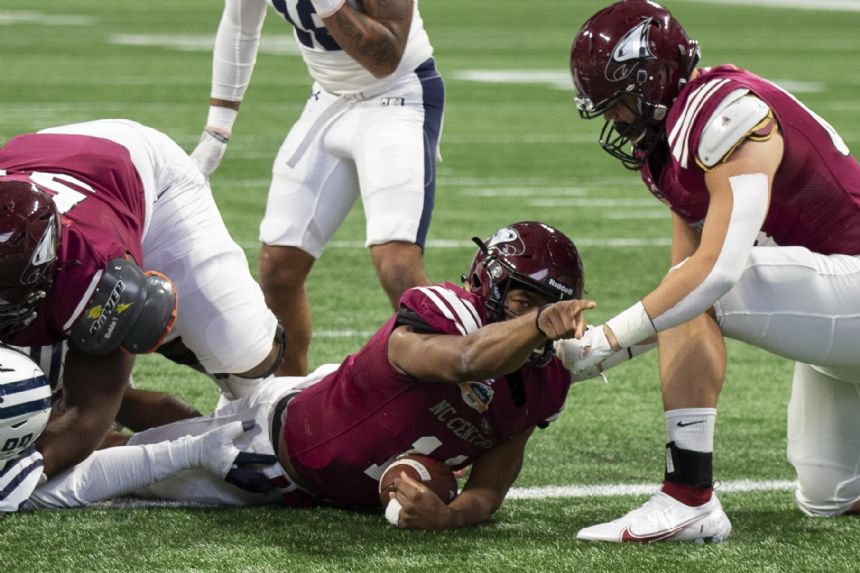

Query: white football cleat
[[577, 491, 732, 543]]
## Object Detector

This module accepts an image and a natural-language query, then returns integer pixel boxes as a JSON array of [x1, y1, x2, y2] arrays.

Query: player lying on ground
[[38, 222, 593, 529], [0, 346, 275, 512], [564, 0, 860, 543]]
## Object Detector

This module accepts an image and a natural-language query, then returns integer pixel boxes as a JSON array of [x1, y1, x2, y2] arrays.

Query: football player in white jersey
[[191, 0, 445, 376], [0, 346, 276, 512]]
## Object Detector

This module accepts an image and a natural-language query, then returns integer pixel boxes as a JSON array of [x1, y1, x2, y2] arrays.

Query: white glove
[[188, 420, 248, 478], [187, 420, 278, 493], [558, 325, 615, 373], [554, 337, 606, 383], [190, 130, 229, 177]]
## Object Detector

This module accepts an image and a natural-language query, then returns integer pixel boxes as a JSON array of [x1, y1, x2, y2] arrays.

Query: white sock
[[665, 408, 716, 453]]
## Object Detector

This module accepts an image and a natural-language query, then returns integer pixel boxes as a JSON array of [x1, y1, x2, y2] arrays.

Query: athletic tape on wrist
[[311, 0, 346, 18], [605, 301, 657, 349], [206, 106, 238, 133], [384, 498, 402, 527]]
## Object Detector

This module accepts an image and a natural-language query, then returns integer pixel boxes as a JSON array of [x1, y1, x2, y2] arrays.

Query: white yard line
[[237, 238, 671, 250], [507, 479, 796, 500], [0, 11, 93, 25], [314, 329, 375, 338], [98, 479, 797, 509], [674, 0, 860, 12], [528, 198, 660, 207], [108, 34, 302, 55]]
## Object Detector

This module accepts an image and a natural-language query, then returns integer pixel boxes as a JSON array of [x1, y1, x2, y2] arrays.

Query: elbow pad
[[70, 258, 177, 355]]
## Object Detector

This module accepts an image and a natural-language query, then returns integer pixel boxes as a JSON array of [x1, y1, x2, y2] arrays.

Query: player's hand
[[565, 325, 614, 374], [190, 129, 229, 177], [554, 336, 606, 382], [536, 299, 596, 341], [386, 472, 454, 529], [195, 420, 278, 493]]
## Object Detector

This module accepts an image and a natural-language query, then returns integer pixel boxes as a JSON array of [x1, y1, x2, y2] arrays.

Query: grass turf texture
[[2, 0, 860, 570]]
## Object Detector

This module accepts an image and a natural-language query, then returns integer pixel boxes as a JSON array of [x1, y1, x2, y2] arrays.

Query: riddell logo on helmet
[[548, 278, 573, 296]]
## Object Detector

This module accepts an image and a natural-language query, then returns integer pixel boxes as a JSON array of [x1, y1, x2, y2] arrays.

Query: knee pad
[[793, 462, 860, 517]]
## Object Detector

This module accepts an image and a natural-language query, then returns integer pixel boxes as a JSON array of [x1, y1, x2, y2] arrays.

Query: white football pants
[[41, 119, 278, 378], [714, 245, 860, 515]]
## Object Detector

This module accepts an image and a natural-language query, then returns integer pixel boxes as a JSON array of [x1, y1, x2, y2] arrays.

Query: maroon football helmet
[[570, 0, 699, 168], [466, 221, 584, 322], [465, 221, 584, 367], [0, 180, 61, 336]]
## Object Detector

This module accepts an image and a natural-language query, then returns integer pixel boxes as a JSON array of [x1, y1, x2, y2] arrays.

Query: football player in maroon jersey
[[119, 221, 594, 529], [0, 119, 285, 482], [565, 0, 860, 542]]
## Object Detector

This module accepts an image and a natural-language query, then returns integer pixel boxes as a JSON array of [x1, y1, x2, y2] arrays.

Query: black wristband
[[534, 304, 552, 338]]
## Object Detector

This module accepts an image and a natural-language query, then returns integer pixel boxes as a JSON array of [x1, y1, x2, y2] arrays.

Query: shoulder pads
[[697, 92, 772, 168], [69, 258, 176, 355]]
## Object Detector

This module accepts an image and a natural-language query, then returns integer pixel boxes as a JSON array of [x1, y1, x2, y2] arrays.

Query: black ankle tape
[[664, 441, 713, 488]]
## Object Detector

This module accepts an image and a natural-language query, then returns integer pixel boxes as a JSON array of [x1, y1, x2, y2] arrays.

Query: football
[[378, 454, 458, 508]]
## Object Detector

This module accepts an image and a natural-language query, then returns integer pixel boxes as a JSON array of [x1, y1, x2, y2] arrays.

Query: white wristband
[[605, 301, 657, 349], [311, 0, 346, 18], [206, 105, 238, 134]]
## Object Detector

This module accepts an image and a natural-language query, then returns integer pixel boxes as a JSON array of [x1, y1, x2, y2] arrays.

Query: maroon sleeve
[[398, 283, 486, 337]]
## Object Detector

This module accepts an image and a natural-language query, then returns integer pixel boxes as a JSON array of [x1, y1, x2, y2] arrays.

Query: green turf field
[[3, 0, 860, 570]]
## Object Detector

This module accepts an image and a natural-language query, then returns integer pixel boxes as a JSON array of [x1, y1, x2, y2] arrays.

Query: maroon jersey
[[283, 283, 572, 508], [0, 133, 147, 345], [640, 65, 860, 255]]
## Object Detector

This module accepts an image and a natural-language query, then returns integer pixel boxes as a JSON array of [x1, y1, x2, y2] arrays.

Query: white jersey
[[0, 447, 44, 512], [272, 0, 433, 94], [215, 0, 433, 98]]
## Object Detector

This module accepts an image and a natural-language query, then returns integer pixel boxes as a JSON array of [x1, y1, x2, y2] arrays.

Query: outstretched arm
[[573, 134, 783, 372], [388, 428, 533, 529], [388, 298, 594, 384], [638, 135, 782, 331]]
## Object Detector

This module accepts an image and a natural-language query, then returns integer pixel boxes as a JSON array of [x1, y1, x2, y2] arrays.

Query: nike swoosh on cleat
[[676, 420, 705, 427], [619, 514, 708, 543]]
